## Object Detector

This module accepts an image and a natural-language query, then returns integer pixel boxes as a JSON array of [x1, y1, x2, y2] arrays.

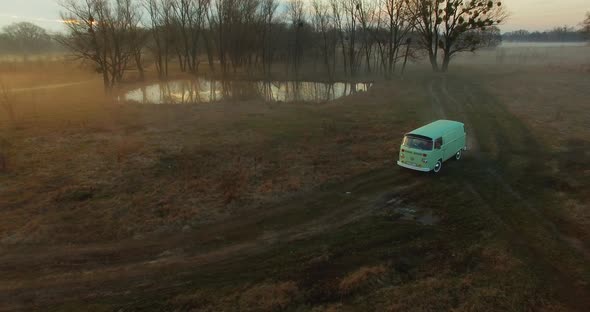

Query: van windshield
[[403, 135, 433, 151]]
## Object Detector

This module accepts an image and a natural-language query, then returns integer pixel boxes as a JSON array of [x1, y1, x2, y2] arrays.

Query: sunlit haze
[[0, 0, 588, 33]]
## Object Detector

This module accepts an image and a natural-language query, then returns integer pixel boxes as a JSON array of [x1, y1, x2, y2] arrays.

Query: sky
[[0, 0, 588, 33]]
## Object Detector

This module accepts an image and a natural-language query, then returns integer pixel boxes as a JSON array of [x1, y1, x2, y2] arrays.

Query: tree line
[[503, 26, 588, 42], [54, 0, 507, 91], [0, 22, 64, 61], [584, 12, 590, 38]]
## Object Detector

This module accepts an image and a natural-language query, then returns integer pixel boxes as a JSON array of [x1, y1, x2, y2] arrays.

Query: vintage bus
[[397, 120, 467, 173]]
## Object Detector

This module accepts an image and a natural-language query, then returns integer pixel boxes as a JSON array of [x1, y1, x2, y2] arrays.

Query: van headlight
[[422, 159, 428, 163]]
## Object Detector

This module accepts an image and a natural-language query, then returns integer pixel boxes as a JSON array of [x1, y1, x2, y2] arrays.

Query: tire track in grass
[[427, 79, 447, 120], [0, 168, 423, 310], [433, 75, 590, 310]]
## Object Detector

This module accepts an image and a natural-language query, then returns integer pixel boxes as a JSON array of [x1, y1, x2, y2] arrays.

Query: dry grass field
[[0, 45, 589, 311]]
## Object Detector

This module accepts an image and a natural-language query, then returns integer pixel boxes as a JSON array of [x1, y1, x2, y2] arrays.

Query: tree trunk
[[364, 45, 371, 74], [154, 42, 164, 79], [203, 32, 215, 74], [401, 42, 411, 75], [341, 40, 347, 76], [102, 71, 111, 93], [155, 55, 163, 80], [164, 46, 169, 77], [441, 52, 451, 72], [135, 51, 144, 81], [428, 50, 440, 72]]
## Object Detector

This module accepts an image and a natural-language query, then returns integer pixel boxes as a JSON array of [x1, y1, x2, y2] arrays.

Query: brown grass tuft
[[219, 158, 251, 204], [350, 144, 370, 160], [338, 265, 387, 295], [0, 137, 10, 172], [310, 303, 345, 312], [286, 176, 303, 191], [171, 290, 214, 310], [306, 252, 331, 267], [114, 136, 144, 163], [238, 281, 299, 312], [480, 246, 522, 272], [257, 178, 275, 194], [0, 80, 15, 123]]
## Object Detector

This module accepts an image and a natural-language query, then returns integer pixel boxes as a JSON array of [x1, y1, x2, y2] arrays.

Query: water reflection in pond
[[121, 79, 371, 104]]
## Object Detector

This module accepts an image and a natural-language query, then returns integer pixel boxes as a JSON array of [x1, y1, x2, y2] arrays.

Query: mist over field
[[0, 1, 589, 311]]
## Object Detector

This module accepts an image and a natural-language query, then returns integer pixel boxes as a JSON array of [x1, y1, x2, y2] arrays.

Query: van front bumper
[[397, 161, 431, 172]]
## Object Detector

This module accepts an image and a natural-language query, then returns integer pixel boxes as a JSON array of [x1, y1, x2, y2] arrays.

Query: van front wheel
[[433, 160, 442, 173], [455, 150, 462, 160]]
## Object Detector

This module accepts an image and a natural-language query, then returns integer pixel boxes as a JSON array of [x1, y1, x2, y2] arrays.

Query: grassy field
[[0, 49, 590, 311]]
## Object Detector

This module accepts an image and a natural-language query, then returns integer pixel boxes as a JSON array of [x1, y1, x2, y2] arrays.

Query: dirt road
[[426, 75, 590, 310], [10, 80, 95, 93]]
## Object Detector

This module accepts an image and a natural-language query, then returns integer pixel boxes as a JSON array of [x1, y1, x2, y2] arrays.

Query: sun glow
[[61, 19, 98, 26]]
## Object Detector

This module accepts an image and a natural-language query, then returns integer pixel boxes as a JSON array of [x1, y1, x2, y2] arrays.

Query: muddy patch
[[378, 196, 440, 226]]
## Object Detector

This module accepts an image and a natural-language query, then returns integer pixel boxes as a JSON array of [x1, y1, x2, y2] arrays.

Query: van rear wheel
[[433, 160, 442, 173], [455, 150, 462, 160]]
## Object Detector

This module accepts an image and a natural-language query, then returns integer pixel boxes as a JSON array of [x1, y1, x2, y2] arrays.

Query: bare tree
[[211, 0, 229, 75], [54, 0, 511, 83], [342, 0, 359, 76], [330, 0, 348, 76], [355, 0, 378, 74], [408, 0, 506, 72], [259, 0, 279, 76], [58, 0, 142, 91], [381, 0, 413, 76], [170, 0, 210, 73], [144, 0, 171, 79], [237, 0, 260, 73], [202, 10, 216, 73], [287, 0, 306, 78], [406, 0, 441, 72], [312, 0, 336, 79], [212, 0, 258, 74], [120, 0, 147, 80]]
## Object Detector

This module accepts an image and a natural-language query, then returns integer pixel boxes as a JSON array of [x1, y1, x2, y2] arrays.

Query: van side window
[[435, 137, 443, 149]]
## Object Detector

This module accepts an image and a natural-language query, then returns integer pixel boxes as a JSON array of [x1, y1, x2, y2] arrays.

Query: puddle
[[392, 206, 439, 225], [380, 196, 439, 226], [120, 79, 371, 104], [416, 211, 440, 225]]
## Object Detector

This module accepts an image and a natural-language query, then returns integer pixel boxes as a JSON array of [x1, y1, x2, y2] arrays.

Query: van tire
[[433, 160, 442, 173], [455, 150, 462, 160]]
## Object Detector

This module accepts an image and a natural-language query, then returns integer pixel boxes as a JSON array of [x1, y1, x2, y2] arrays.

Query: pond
[[120, 79, 371, 104]]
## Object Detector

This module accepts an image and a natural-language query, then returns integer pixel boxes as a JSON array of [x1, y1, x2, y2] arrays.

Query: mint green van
[[397, 120, 466, 173]]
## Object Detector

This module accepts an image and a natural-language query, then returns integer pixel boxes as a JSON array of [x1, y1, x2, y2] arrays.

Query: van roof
[[408, 120, 464, 140]]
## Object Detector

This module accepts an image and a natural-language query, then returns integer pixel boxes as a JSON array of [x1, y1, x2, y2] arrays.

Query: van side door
[[434, 137, 444, 160]]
